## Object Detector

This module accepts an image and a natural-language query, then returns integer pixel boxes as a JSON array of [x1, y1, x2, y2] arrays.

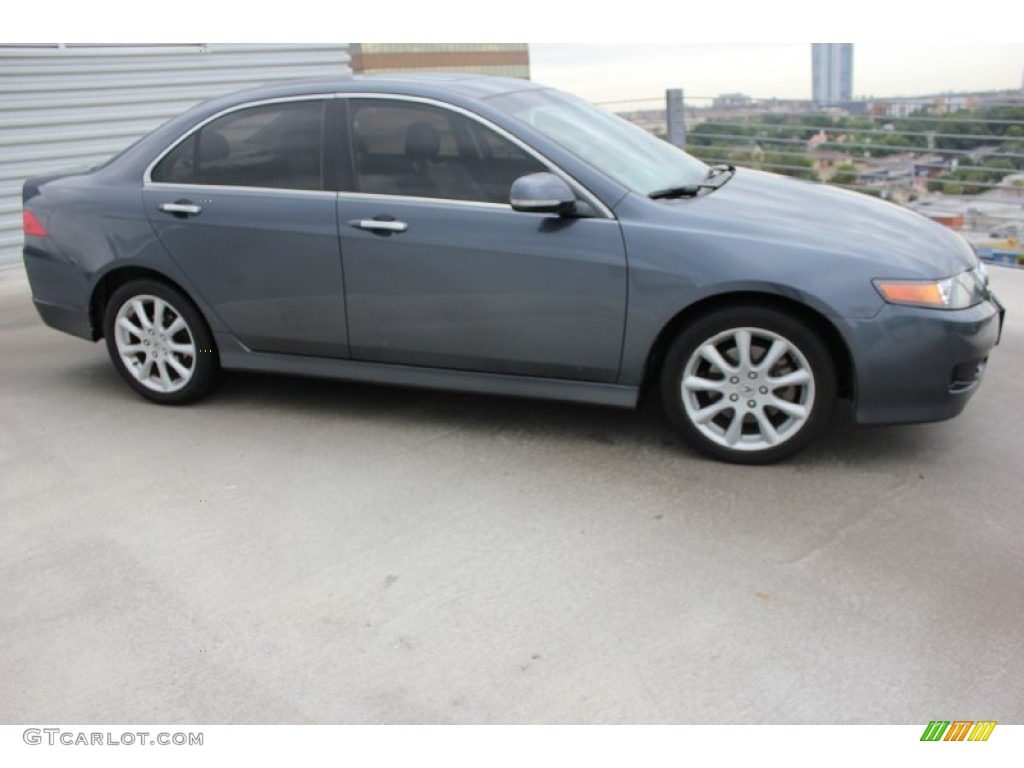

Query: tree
[[832, 164, 859, 185], [762, 151, 817, 181]]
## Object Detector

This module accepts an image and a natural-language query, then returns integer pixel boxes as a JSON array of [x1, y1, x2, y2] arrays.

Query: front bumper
[[847, 295, 1003, 426]]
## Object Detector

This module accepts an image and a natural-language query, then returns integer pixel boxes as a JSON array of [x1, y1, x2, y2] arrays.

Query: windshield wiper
[[649, 164, 736, 200], [648, 183, 715, 199], [705, 163, 736, 181]]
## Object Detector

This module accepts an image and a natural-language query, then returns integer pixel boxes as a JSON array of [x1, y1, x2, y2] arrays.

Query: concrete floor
[[1, 264, 1022, 724]]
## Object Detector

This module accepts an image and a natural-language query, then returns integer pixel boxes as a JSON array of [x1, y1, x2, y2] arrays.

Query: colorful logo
[[920, 721, 996, 741]]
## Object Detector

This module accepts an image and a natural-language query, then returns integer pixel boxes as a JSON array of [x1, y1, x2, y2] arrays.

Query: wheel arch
[[89, 266, 201, 341], [641, 291, 856, 402]]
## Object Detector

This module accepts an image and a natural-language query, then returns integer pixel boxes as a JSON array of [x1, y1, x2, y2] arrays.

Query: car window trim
[[323, 98, 349, 193], [141, 182, 339, 199], [339, 93, 614, 219], [337, 189, 554, 212], [144, 92, 614, 220], [143, 94, 336, 191]]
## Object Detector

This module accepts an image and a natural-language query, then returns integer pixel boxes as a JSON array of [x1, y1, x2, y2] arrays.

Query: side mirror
[[509, 172, 577, 215]]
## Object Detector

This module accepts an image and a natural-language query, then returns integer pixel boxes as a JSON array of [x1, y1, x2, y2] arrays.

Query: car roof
[[96, 73, 551, 183], [206, 72, 547, 106]]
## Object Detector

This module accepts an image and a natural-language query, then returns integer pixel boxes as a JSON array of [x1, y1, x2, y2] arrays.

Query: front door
[[337, 97, 627, 382]]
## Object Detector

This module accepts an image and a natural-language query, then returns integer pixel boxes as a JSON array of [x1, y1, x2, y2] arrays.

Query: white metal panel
[[1, 43, 351, 265]]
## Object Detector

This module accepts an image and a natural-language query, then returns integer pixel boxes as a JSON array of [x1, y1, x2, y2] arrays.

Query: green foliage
[[690, 145, 817, 180], [685, 103, 1023, 195], [763, 153, 816, 181], [986, 158, 1015, 172], [832, 163, 859, 185], [926, 164, 1011, 195]]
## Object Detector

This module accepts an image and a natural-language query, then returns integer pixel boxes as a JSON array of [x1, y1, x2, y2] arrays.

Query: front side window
[[152, 100, 325, 191], [348, 99, 546, 203]]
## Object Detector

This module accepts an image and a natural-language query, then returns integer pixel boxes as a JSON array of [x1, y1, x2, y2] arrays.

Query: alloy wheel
[[113, 294, 197, 394], [680, 326, 816, 452]]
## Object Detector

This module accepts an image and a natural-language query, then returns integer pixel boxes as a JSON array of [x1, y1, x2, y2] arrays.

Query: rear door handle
[[349, 218, 408, 234], [158, 201, 202, 217]]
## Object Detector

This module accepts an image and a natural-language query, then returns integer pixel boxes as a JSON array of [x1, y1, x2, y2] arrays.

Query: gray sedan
[[21, 74, 1004, 463]]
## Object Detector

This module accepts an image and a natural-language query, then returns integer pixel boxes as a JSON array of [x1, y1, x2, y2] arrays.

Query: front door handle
[[158, 201, 202, 217], [349, 218, 408, 234]]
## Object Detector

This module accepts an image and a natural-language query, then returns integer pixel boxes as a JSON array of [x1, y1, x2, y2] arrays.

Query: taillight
[[23, 210, 48, 237]]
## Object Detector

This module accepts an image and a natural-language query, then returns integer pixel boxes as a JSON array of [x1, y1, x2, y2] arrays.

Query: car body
[[22, 73, 1005, 463]]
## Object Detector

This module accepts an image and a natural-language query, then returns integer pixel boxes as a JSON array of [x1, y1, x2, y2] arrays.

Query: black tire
[[660, 306, 837, 464], [103, 279, 220, 405]]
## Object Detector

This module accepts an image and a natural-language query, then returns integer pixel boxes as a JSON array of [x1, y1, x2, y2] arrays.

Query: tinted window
[[153, 134, 197, 184], [153, 101, 325, 190], [348, 100, 546, 203]]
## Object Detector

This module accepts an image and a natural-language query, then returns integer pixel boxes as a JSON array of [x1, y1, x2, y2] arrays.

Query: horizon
[[528, 44, 1024, 106]]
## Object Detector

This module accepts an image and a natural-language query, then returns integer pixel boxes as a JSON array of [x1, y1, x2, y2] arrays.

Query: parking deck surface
[[1, 265, 1021, 724]]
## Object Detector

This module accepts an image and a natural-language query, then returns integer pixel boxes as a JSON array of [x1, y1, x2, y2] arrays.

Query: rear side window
[[152, 100, 325, 190]]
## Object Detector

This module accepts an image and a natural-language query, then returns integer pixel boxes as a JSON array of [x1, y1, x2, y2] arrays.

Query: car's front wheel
[[660, 306, 837, 464], [103, 279, 220, 404]]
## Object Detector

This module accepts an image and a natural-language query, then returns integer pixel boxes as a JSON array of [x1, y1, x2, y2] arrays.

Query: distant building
[[812, 44, 853, 106], [350, 43, 529, 79], [870, 94, 973, 118], [712, 93, 752, 109], [808, 148, 857, 182]]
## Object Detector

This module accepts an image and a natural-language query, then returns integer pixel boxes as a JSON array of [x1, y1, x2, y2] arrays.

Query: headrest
[[200, 132, 230, 163], [405, 121, 440, 160]]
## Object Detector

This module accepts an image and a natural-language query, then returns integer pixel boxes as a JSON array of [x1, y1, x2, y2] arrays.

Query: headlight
[[874, 267, 988, 310]]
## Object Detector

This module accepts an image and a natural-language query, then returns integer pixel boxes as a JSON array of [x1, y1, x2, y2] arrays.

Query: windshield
[[488, 88, 708, 196]]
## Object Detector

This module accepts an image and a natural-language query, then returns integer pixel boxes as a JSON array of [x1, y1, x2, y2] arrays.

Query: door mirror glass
[[509, 172, 576, 215]]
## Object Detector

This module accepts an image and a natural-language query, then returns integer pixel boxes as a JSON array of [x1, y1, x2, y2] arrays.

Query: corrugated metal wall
[[0, 43, 351, 266]]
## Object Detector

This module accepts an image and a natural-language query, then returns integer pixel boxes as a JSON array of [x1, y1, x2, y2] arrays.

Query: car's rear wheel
[[660, 306, 836, 464], [103, 279, 220, 404]]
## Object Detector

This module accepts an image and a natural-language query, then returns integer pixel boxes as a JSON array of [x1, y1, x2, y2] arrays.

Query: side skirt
[[216, 335, 639, 409]]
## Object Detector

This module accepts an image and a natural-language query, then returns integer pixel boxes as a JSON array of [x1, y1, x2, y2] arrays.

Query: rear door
[[142, 97, 348, 358]]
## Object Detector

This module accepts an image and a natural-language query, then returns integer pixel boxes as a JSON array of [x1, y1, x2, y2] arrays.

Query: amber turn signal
[[874, 280, 947, 307]]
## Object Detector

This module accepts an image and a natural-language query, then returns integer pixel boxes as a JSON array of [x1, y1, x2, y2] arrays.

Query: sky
[[529, 44, 1024, 106], [11, 1, 1024, 107]]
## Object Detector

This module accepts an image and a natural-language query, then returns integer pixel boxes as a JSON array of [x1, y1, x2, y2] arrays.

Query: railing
[[599, 91, 1024, 267]]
